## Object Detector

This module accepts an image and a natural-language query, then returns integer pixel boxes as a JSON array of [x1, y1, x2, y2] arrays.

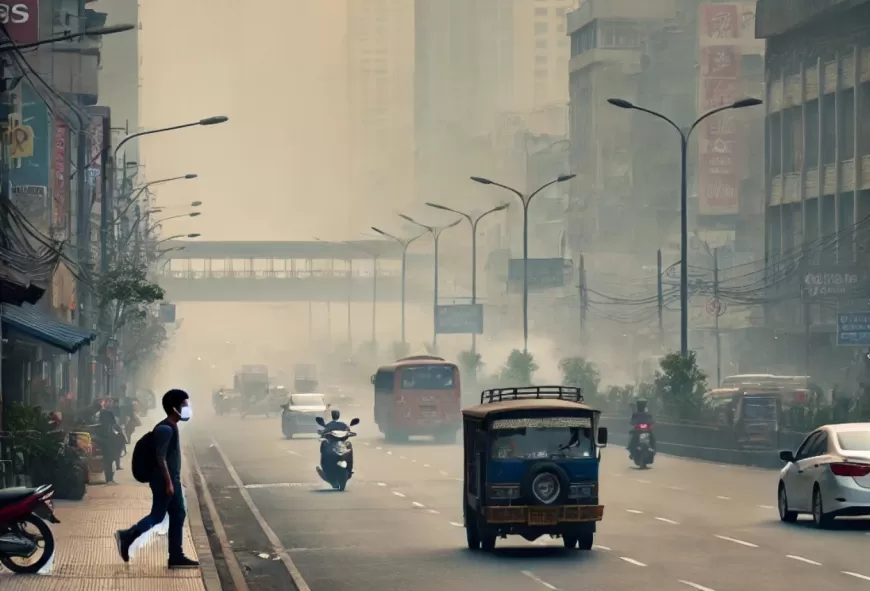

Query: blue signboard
[[9, 82, 51, 231], [836, 312, 870, 346], [158, 303, 177, 323], [435, 304, 483, 334]]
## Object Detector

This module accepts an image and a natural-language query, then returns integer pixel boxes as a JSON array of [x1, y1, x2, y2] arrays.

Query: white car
[[777, 422, 870, 527], [281, 393, 331, 439]]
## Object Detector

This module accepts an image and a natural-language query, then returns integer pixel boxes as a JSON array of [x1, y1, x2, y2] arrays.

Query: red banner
[[698, 3, 739, 40], [0, 1, 39, 45], [52, 118, 68, 238]]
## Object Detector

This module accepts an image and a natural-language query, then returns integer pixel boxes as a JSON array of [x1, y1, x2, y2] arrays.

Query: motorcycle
[[630, 424, 656, 469], [0, 484, 60, 573], [314, 416, 360, 491]]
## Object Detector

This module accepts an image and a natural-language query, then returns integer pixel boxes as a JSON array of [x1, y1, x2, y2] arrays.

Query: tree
[[500, 349, 538, 386], [559, 357, 600, 402], [653, 351, 708, 421], [97, 257, 165, 346], [457, 350, 483, 384], [119, 311, 168, 380]]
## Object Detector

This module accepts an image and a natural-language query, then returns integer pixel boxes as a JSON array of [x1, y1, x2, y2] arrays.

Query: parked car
[[777, 422, 870, 527], [281, 393, 331, 439]]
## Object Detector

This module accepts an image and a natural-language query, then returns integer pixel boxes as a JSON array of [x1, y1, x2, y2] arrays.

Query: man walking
[[114, 389, 199, 568]]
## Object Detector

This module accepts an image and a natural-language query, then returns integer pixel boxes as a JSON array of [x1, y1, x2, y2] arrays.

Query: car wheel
[[811, 486, 833, 528], [778, 483, 798, 523]]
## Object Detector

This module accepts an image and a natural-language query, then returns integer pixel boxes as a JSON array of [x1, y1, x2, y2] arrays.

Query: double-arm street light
[[398, 215, 462, 349], [148, 201, 202, 215], [606, 96, 762, 356], [470, 174, 576, 353], [425, 202, 509, 351], [113, 173, 198, 223], [370, 227, 428, 344]]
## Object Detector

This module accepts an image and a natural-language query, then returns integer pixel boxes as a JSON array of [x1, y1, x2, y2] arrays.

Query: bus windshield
[[399, 365, 455, 390]]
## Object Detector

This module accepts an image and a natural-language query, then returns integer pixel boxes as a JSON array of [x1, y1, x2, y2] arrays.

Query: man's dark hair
[[162, 389, 190, 415]]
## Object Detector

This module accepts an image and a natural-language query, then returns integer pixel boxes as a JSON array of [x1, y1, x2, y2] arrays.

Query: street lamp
[[398, 214, 461, 349], [470, 174, 576, 353], [426, 202, 509, 352], [606, 96, 762, 356], [112, 173, 198, 223], [370, 227, 428, 344], [153, 233, 201, 248]]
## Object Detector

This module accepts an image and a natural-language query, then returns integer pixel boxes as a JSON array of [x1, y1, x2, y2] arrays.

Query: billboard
[[434, 304, 483, 334], [52, 118, 68, 240], [697, 3, 755, 216], [8, 82, 50, 233], [837, 313, 870, 346], [87, 114, 104, 207], [0, 1, 39, 45]]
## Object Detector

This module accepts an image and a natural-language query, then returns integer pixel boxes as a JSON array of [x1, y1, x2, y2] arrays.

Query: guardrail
[[599, 415, 808, 470]]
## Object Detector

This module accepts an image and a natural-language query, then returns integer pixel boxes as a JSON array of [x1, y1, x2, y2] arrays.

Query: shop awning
[[0, 264, 45, 305], [1, 304, 97, 353]]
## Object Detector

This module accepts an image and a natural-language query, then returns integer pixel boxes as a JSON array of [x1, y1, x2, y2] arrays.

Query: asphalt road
[[190, 401, 870, 591]]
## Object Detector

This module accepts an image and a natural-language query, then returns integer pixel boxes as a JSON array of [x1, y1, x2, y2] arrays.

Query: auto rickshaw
[[461, 386, 607, 552], [213, 388, 242, 415]]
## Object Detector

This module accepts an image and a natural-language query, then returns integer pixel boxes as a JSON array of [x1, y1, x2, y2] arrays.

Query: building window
[[821, 93, 835, 165], [840, 88, 855, 160], [535, 7, 548, 17], [535, 55, 548, 66], [599, 22, 640, 49], [556, 8, 567, 17], [535, 22, 548, 35], [535, 68, 548, 79], [536, 39, 547, 49], [805, 99, 819, 168], [570, 22, 596, 56]]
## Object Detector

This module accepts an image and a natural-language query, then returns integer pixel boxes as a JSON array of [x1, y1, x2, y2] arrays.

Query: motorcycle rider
[[627, 399, 656, 457], [317, 409, 354, 481]]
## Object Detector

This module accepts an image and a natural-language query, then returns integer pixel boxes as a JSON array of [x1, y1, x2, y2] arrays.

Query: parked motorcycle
[[314, 416, 359, 491], [630, 424, 656, 469], [0, 484, 60, 573]]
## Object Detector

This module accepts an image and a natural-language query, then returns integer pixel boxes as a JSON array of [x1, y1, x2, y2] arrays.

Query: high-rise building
[[346, 0, 415, 222]]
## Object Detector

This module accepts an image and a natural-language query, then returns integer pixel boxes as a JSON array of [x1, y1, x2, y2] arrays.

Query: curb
[[183, 444, 224, 591]]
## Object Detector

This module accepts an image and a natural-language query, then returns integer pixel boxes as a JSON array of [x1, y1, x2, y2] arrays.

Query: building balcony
[[769, 157, 870, 205], [567, 0, 675, 33], [569, 48, 643, 74]]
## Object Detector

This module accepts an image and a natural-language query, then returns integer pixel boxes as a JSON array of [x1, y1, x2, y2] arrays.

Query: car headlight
[[531, 472, 561, 504], [568, 483, 595, 499], [488, 484, 521, 500]]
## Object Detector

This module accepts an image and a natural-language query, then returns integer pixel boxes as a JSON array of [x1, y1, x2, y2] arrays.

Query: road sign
[[837, 312, 870, 346], [706, 297, 726, 317], [435, 304, 483, 334]]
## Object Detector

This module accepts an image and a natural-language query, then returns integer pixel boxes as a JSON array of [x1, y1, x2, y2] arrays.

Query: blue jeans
[[129, 476, 185, 558]]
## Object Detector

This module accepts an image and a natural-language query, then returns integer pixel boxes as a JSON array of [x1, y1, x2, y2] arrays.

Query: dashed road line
[[386, 451, 393, 455], [635, 479, 651, 484], [786, 555, 821, 566], [285, 450, 301, 456], [375, 446, 382, 450], [714, 535, 757, 548], [619, 557, 647, 567], [423, 463, 431, 467], [521, 570, 558, 590], [412, 501, 425, 508], [448, 521, 463, 527], [715, 496, 731, 500], [439, 470, 449, 476], [400, 456, 406, 459], [843, 571, 870, 581], [679, 580, 716, 591], [376, 482, 386, 487], [757, 504, 775, 510], [427, 509, 440, 514], [625, 509, 644, 514], [667, 485, 684, 491], [655, 517, 679, 525], [392, 491, 405, 498], [592, 544, 610, 551]]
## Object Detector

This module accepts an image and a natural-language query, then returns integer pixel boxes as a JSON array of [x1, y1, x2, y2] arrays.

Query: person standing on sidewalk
[[114, 389, 199, 569]]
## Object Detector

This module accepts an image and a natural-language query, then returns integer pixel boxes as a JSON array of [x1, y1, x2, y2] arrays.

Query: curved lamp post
[[113, 173, 198, 223], [370, 227, 427, 344], [470, 174, 576, 353], [606, 96, 762, 356]]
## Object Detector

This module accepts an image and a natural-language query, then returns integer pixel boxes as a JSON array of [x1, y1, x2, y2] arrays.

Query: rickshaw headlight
[[531, 473, 561, 504], [488, 485, 520, 500], [568, 484, 594, 499]]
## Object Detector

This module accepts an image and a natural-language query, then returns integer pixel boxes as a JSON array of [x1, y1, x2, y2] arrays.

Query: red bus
[[372, 355, 461, 443]]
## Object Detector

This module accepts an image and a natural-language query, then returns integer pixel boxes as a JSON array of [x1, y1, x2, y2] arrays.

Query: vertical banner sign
[[52, 118, 69, 240], [87, 115, 104, 207], [0, 1, 39, 44], [697, 3, 743, 216]]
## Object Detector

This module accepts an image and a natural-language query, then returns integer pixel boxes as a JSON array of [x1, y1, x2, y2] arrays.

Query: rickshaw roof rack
[[480, 386, 583, 404], [397, 355, 445, 362]]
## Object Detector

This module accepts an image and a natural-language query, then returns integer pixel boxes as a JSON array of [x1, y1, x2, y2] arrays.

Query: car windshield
[[837, 431, 870, 451], [290, 394, 325, 407], [742, 398, 776, 420], [399, 365, 455, 390], [491, 427, 594, 460]]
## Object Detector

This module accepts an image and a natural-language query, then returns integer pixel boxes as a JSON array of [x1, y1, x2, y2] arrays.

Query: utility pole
[[713, 247, 721, 387], [657, 249, 664, 338], [308, 300, 313, 345], [578, 254, 586, 331], [347, 258, 353, 350], [75, 109, 92, 407]]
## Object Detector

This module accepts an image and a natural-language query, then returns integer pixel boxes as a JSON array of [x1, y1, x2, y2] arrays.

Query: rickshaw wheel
[[577, 532, 594, 550], [465, 520, 480, 550], [562, 535, 578, 549], [480, 534, 496, 552]]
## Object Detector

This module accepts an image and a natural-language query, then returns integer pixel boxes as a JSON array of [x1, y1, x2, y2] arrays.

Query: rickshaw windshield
[[491, 426, 594, 460], [742, 397, 776, 420]]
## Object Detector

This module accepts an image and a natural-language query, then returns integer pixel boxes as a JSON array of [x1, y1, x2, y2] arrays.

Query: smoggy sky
[[138, 0, 350, 242]]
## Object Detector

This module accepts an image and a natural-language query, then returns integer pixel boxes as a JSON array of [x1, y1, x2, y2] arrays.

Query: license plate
[[528, 508, 559, 526], [420, 405, 438, 418]]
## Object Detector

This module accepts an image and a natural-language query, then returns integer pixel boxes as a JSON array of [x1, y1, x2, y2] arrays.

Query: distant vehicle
[[235, 365, 271, 417], [461, 386, 607, 552], [777, 423, 870, 528], [371, 355, 460, 443], [705, 387, 783, 449], [281, 393, 331, 439], [720, 374, 816, 407], [294, 363, 318, 393]]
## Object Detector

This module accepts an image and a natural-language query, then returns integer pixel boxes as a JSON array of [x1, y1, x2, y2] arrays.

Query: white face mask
[[178, 406, 192, 421]]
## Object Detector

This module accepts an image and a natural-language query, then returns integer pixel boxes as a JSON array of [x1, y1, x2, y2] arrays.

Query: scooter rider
[[318, 409, 354, 479], [627, 399, 656, 456]]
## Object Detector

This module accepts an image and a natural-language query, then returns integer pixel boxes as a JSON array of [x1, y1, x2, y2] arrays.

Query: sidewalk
[[1, 448, 220, 591]]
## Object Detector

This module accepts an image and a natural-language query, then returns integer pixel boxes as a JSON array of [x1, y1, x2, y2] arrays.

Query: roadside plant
[[500, 349, 538, 386], [559, 357, 600, 402], [457, 350, 483, 384], [653, 351, 707, 421]]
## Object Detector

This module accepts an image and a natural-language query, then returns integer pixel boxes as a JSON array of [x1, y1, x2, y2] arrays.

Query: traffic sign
[[837, 312, 870, 346], [706, 297, 726, 317], [435, 304, 483, 334]]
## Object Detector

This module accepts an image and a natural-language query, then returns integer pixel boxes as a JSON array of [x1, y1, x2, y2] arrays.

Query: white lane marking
[[714, 535, 758, 548], [400, 456, 406, 459], [786, 555, 821, 566], [619, 557, 647, 567], [843, 571, 870, 581], [521, 570, 558, 590], [285, 450, 301, 456], [625, 509, 644, 514], [439, 470, 449, 476], [448, 521, 463, 527], [211, 440, 312, 591], [411, 459, 417, 463], [655, 517, 680, 525], [392, 491, 405, 498], [757, 504, 775, 510], [667, 485, 684, 491], [375, 446, 382, 450], [412, 501, 425, 508], [377, 482, 386, 487], [387, 451, 393, 455], [592, 544, 611, 551], [427, 509, 440, 514], [423, 464, 431, 467], [679, 581, 716, 591], [362, 442, 370, 446], [635, 479, 651, 484], [716, 496, 731, 500]]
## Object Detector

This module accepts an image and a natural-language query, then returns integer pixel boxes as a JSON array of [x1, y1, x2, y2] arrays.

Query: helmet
[[635, 399, 648, 413], [331, 409, 341, 421]]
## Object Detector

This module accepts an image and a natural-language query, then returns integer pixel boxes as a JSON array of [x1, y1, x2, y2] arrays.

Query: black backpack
[[131, 423, 176, 483]]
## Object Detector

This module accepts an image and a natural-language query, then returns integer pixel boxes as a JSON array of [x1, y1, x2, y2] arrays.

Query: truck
[[293, 363, 318, 393], [234, 365, 271, 416]]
